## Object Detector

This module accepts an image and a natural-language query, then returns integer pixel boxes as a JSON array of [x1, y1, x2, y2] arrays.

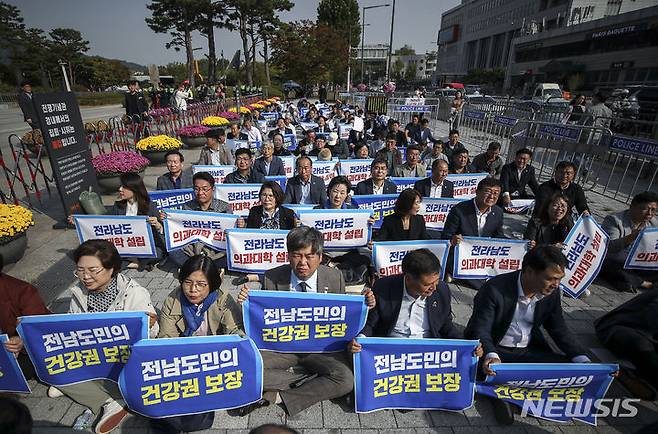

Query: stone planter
[[180, 135, 206, 148], [96, 174, 123, 194], [141, 150, 170, 165], [0, 232, 28, 265]]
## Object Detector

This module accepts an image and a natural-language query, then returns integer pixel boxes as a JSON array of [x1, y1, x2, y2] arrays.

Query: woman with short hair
[[376, 188, 430, 241], [246, 181, 296, 230]]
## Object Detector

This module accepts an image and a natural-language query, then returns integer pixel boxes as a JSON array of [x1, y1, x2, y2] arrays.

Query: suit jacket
[[156, 169, 194, 190], [354, 179, 398, 195], [268, 127, 294, 138], [375, 148, 403, 175], [253, 156, 286, 177], [284, 175, 327, 205], [262, 264, 345, 293], [246, 205, 296, 230], [594, 291, 658, 346], [227, 132, 248, 140], [376, 213, 430, 241], [500, 162, 540, 197], [18, 91, 38, 124], [465, 270, 585, 358], [223, 168, 265, 184], [441, 199, 504, 240], [361, 275, 459, 339], [394, 162, 427, 178], [602, 209, 658, 257], [197, 145, 233, 166], [413, 178, 454, 198], [471, 153, 504, 178]]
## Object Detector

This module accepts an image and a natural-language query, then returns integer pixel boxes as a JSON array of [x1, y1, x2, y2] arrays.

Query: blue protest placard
[[296, 208, 372, 249], [17, 312, 148, 386], [351, 194, 398, 229], [148, 188, 195, 210], [0, 334, 30, 393], [390, 177, 421, 193], [477, 363, 618, 426], [242, 290, 368, 353], [119, 335, 263, 418], [354, 337, 478, 413], [265, 175, 287, 191]]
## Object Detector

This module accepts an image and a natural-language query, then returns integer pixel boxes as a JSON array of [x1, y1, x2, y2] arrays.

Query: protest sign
[[261, 112, 279, 122], [338, 159, 373, 184], [478, 363, 618, 426], [286, 204, 318, 215], [163, 210, 239, 251], [351, 194, 397, 229], [447, 173, 488, 199], [242, 290, 367, 353], [372, 240, 451, 278], [505, 199, 535, 214], [312, 160, 338, 186], [354, 337, 478, 413], [283, 133, 297, 151], [17, 312, 148, 386], [561, 216, 609, 298], [299, 121, 317, 131], [296, 209, 372, 249], [192, 165, 234, 187], [226, 229, 289, 273], [148, 188, 194, 210], [214, 184, 262, 216], [119, 336, 263, 418], [418, 198, 463, 230], [454, 237, 527, 280], [0, 334, 30, 393], [264, 175, 287, 191], [624, 227, 658, 270], [280, 155, 296, 178], [73, 215, 157, 258], [339, 124, 353, 140], [390, 177, 421, 193]]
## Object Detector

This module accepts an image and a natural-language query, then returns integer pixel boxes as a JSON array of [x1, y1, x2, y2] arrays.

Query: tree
[[404, 63, 417, 82], [391, 58, 404, 82], [49, 28, 90, 87], [316, 0, 360, 48], [394, 44, 415, 56]]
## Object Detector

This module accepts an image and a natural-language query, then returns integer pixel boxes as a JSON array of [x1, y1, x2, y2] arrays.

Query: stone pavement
[[4, 118, 658, 433]]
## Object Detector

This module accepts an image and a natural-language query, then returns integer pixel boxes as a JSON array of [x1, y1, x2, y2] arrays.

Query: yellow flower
[[201, 116, 230, 127], [135, 135, 182, 151], [228, 106, 251, 114], [0, 204, 34, 242], [251, 103, 265, 109]]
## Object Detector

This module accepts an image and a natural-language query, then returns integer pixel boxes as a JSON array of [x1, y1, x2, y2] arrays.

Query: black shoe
[[491, 399, 515, 425], [618, 369, 657, 401], [231, 398, 269, 417]]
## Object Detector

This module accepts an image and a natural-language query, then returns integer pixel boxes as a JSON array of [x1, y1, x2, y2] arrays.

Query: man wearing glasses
[[223, 148, 265, 184]]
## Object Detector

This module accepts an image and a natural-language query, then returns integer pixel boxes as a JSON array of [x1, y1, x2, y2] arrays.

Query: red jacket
[[0, 273, 49, 336]]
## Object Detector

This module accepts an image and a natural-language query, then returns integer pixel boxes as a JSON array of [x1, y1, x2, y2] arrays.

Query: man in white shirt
[[243, 118, 263, 144]]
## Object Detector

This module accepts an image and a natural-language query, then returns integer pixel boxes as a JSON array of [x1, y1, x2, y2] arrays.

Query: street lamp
[[347, 23, 369, 92], [385, 0, 397, 82], [58, 59, 71, 91], [361, 3, 390, 84]]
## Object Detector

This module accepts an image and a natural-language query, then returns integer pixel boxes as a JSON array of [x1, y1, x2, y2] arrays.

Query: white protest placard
[[163, 210, 240, 251], [286, 203, 318, 216], [372, 240, 451, 278], [390, 177, 421, 193], [296, 209, 373, 249], [561, 216, 609, 298], [214, 184, 262, 216], [339, 124, 353, 141], [226, 229, 289, 273], [454, 237, 528, 280], [74, 215, 156, 258], [312, 160, 338, 186], [624, 228, 658, 270], [505, 199, 535, 214], [446, 173, 488, 199], [226, 139, 250, 159], [418, 198, 464, 230], [192, 165, 234, 190], [281, 155, 296, 178], [339, 159, 373, 185]]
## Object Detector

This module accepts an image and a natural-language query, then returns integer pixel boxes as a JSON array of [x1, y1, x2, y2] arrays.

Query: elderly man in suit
[[442, 177, 505, 289], [394, 144, 426, 178], [354, 157, 398, 195], [237, 226, 374, 416], [253, 141, 286, 177], [413, 159, 454, 198], [18, 80, 40, 130], [499, 147, 540, 207], [465, 245, 592, 424], [156, 150, 193, 190], [197, 128, 233, 166], [284, 156, 327, 205]]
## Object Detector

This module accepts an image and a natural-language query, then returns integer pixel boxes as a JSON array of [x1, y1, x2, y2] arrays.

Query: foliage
[[391, 58, 405, 82], [201, 116, 230, 126], [463, 68, 505, 86], [316, 0, 360, 47], [92, 151, 150, 176], [177, 124, 210, 137], [135, 135, 182, 151], [76, 93, 124, 106], [394, 45, 416, 56], [404, 63, 417, 82], [0, 204, 34, 243], [48, 28, 90, 87]]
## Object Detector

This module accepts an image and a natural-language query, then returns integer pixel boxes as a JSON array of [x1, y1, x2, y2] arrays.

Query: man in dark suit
[[442, 177, 505, 289], [499, 147, 540, 207], [254, 141, 285, 177], [354, 158, 398, 195], [413, 159, 454, 198], [223, 148, 265, 184], [284, 156, 327, 204], [237, 226, 374, 416], [17, 80, 39, 129], [534, 161, 590, 218], [156, 150, 193, 190], [465, 245, 592, 424], [227, 122, 249, 140], [268, 117, 294, 139]]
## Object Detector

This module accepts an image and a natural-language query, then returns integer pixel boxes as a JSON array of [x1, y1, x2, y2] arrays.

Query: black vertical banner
[[32, 92, 99, 217]]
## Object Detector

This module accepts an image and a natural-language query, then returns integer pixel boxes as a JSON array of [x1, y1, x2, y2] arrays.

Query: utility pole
[[385, 0, 396, 82], [58, 59, 71, 91], [361, 4, 390, 84]]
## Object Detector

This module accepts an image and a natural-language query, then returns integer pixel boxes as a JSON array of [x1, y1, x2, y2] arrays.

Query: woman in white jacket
[[50, 239, 158, 434]]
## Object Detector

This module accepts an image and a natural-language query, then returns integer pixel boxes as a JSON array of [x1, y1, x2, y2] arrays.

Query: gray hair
[[287, 226, 323, 255]]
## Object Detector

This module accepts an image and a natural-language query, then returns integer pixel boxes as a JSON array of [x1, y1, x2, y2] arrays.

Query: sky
[[8, 0, 460, 67]]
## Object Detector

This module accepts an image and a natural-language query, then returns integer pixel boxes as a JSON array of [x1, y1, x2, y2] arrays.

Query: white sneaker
[[94, 399, 129, 434], [47, 386, 64, 398]]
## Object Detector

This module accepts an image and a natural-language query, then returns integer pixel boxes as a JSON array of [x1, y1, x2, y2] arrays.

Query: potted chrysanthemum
[[135, 134, 182, 165], [201, 116, 230, 128], [0, 204, 34, 264], [92, 151, 150, 193], [177, 124, 210, 148]]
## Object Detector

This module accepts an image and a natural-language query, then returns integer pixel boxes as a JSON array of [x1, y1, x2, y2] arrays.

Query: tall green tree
[[316, 0, 360, 47], [49, 28, 90, 87], [394, 45, 415, 56]]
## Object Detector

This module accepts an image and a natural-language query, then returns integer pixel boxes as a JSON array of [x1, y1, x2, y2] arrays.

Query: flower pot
[[0, 232, 28, 265], [180, 135, 207, 148], [97, 174, 123, 193], [141, 150, 169, 165]]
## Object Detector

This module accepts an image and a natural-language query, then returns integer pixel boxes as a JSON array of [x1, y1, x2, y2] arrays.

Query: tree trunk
[[262, 33, 271, 87], [249, 23, 257, 86], [206, 17, 216, 84], [184, 21, 195, 89], [239, 16, 252, 87]]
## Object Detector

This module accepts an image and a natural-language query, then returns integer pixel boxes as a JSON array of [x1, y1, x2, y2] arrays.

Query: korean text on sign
[[73, 215, 156, 258], [163, 210, 240, 252], [418, 198, 463, 230], [372, 240, 450, 279], [214, 184, 263, 216], [354, 337, 478, 413], [624, 228, 658, 270], [561, 216, 609, 298], [338, 159, 373, 184], [296, 209, 372, 249], [149, 189, 194, 210], [453, 237, 528, 280], [446, 173, 488, 199], [226, 228, 289, 273]]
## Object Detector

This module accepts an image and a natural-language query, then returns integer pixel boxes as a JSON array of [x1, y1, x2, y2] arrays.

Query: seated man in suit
[[254, 141, 286, 177], [393, 144, 426, 178], [156, 150, 193, 190], [376, 133, 403, 176], [414, 159, 454, 198], [227, 122, 248, 140], [442, 177, 505, 289], [471, 141, 503, 178], [354, 158, 398, 195], [272, 133, 292, 157], [268, 117, 294, 139], [449, 148, 476, 174], [223, 148, 265, 184], [534, 161, 590, 218], [197, 128, 233, 166], [284, 156, 327, 205], [465, 245, 592, 424], [600, 191, 658, 292], [499, 147, 540, 207], [237, 226, 375, 416]]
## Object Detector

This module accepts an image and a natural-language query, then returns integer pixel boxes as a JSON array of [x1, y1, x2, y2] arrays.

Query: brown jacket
[[157, 287, 244, 338], [197, 144, 233, 166], [0, 273, 49, 336]]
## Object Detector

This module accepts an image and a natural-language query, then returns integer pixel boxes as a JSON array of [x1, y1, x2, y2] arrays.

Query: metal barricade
[[0, 134, 54, 206]]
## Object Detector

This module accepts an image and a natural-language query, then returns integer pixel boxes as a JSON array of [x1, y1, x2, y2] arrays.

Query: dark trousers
[[261, 351, 353, 416], [17, 353, 37, 380], [149, 412, 214, 434], [477, 344, 569, 381], [605, 326, 658, 389], [600, 255, 656, 291]]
